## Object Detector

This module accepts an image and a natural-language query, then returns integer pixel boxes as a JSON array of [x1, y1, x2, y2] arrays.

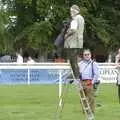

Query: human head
[[16, 52, 20, 56], [28, 56, 32, 60], [118, 48, 120, 54], [83, 49, 91, 61], [70, 5, 80, 18]]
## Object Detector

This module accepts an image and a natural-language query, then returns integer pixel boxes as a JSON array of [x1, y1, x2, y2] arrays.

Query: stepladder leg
[[67, 55, 95, 120]]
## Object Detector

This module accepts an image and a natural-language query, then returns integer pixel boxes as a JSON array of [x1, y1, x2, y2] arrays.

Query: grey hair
[[83, 49, 91, 53]]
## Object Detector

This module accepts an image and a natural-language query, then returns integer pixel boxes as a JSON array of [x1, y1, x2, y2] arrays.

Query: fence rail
[[0, 62, 118, 84]]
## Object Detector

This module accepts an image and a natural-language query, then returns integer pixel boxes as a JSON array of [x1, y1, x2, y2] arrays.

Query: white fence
[[0, 62, 118, 84]]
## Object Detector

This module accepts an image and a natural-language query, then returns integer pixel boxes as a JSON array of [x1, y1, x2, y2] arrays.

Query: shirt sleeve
[[92, 62, 99, 83], [70, 19, 77, 30], [115, 55, 119, 63]]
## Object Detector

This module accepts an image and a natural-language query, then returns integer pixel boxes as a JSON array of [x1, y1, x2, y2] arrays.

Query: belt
[[82, 79, 92, 81]]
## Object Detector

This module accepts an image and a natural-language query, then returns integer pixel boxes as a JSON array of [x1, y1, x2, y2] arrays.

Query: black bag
[[54, 19, 70, 47], [54, 31, 64, 47]]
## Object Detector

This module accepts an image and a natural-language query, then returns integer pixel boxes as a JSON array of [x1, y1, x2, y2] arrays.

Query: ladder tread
[[87, 117, 94, 120], [84, 107, 90, 110], [81, 97, 87, 100]]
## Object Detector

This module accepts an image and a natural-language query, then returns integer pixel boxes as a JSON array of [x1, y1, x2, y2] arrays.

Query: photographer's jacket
[[64, 14, 84, 48]]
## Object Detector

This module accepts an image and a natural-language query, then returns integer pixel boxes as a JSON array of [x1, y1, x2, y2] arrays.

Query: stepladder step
[[87, 116, 94, 120], [81, 97, 87, 101]]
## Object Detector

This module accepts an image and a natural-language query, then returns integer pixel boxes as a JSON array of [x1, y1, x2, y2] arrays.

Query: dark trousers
[[64, 48, 80, 79]]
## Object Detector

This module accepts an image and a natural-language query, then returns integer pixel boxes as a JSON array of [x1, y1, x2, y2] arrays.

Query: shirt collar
[[84, 59, 92, 63]]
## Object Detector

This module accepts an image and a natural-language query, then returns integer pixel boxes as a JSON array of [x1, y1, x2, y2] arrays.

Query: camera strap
[[80, 60, 92, 74]]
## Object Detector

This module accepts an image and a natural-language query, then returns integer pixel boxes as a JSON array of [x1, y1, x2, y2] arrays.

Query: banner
[[0, 63, 118, 84]]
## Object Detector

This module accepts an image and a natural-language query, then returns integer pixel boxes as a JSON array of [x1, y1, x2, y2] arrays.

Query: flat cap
[[71, 5, 80, 12]]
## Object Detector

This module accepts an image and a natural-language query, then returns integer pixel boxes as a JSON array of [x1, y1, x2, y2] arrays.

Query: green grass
[[0, 84, 119, 120]]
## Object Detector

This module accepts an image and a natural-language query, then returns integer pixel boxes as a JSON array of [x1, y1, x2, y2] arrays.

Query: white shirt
[[70, 19, 77, 30], [16, 54, 23, 64], [27, 59, 35, 64], [70, 14, 84, 31]]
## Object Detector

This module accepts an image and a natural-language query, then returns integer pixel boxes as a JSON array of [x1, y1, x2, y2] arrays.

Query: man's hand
[[64, 29, 75, 39], [69, 80, 74, 84], [116, 63, 120, 68]]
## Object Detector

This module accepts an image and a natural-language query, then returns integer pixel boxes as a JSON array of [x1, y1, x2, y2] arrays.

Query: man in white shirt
[[27, 56, 35, 63], [16, 52, 23, 64]]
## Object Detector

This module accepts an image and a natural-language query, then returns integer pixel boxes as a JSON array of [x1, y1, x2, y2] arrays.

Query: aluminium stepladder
[[70, 68, 94, 120]]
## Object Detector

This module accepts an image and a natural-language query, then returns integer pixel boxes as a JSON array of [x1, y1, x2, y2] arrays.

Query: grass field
[[0, 84, 119, 120]]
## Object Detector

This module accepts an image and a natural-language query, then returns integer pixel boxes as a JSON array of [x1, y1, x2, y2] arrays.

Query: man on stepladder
[[55, 4, 96, 120], [63, 5, 95, 119], [64, 4, 84, 80]]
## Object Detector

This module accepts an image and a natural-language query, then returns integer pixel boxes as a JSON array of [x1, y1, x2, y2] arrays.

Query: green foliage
[[0, 0, 120, 54], [0, 1, 14, 53], [14, 21, 53, 52]]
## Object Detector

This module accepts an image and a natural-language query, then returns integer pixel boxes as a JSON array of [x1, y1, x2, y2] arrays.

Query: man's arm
[[92, 62, 99, 83], [115, 55, 120, 68], [64, 29, 76, 39], [115, 55, 119, 63]]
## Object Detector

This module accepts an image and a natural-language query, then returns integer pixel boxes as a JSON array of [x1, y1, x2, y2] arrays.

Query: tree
[[0, 0, 14, 54], [0, 0, 120, 58]]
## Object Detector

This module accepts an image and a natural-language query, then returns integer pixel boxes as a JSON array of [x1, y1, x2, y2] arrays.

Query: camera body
[[62, 19, 71, 28], [93, 80, 100, 89]]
